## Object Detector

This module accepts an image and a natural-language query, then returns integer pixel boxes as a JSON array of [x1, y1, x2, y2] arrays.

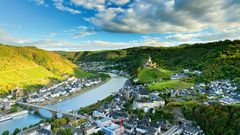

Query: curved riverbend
[[0, 73, 128, 134]]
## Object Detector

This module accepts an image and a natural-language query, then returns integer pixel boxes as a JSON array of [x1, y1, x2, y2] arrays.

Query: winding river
[[0, 73, 128, 134]]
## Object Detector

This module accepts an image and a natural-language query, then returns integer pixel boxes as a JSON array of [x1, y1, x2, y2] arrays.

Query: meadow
[[148, 80, 194, 91]]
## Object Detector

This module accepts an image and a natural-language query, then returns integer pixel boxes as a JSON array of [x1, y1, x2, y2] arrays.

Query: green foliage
[[10, 105, 18, 113], [59, 128, 72, 135], [51, 118, 67, 129], [183, 104, 240, 135], [130, 107, 174, 122], [72, 119, 87, 127], [79, 95, 114, 114], [138, 68, 173, 83], [148, 80, 194, 91], [234, 77, 240, 84], [68, 40, 240, 83], [12, 128, 21, 135], [2, 130, 10, 135], [74, 68, 93, 78]]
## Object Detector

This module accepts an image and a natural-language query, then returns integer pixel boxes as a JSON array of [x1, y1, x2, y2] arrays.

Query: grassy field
[[138, 68, 173, 83], [74, 69, 94, 78], [148, 80, 194, 91]]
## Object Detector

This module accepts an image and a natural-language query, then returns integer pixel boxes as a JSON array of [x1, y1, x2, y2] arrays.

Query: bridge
[[17, 101, 91, 121]]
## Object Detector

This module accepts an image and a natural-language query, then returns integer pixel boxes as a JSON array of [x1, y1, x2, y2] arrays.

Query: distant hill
[[65, 40, 240, 83], [0, 44, 89, 94]]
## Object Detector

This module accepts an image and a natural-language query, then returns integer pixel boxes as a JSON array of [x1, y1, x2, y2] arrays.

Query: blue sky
[[0, 0, 239, 51]]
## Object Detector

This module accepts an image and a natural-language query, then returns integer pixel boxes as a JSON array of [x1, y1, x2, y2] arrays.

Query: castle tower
[[148, 56, 152, 63], [144, 56, 157, 68]]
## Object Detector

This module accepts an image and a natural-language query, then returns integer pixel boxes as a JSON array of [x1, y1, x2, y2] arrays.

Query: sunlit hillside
[[0, 44, 86, 94]]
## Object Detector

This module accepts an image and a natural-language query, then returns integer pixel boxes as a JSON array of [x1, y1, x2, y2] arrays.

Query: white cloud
[[88, 0, 240, 35], [53, 0, 81, 14], [31, 38, 168, 51], [166, 27, 240, 44], [0, 27, 169, 51], [35, 0, 44, 5], [63, 26, 96, 38], [131, 36, 170, 47], [0, 28, 31, 45], [109, 0, 130, 5], [47, 26, 96, 39], [70, 0, 106, 11], [29, 0, 48, 7]]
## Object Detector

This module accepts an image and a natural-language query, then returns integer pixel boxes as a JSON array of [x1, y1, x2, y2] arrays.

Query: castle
[[144, 56, 157, 68]]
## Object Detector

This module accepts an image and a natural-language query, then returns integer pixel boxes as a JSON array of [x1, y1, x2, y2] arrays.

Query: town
[[11, 79, 205, 135], [0, 75, 105, 123], [0, 56, 238, 135]]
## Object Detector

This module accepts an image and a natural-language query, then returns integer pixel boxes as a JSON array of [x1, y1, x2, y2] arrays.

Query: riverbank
[[0, 110, 28, 123], [0, 76, 110, 122], [38, 76, 111, 106]]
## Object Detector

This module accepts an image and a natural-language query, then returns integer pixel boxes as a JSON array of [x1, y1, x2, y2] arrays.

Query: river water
[[0, 73, 127, 134]]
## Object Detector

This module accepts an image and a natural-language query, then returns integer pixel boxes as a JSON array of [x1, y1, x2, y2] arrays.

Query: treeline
[[78, 95, 114, 114], [183, 104, 240, 135], [65, 40, 240, 83]]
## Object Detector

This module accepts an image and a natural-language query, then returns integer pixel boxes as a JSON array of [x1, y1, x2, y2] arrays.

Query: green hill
[[66, 40, 240, 83], [0, 44, 90, 94], [138, 68, 173, 83]]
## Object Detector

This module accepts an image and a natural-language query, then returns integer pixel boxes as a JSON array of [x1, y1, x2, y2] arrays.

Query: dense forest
[[183, 104, 240, 135], [64, 40, 240, 83]]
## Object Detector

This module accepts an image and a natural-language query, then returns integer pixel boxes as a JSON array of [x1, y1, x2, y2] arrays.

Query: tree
[[51, 118, 67, 129], [59, 128, 72, 135], [65, 116, 71, 123], [2, 130, 10, 135], [11, 105, 18, 113], [13, 128, 21, 135]]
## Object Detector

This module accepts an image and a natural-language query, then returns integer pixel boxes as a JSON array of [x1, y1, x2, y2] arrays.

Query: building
[[93, 110, 105, 118], [85, 125, 101, 135], [183, 69, 190, 73], [102, 123, 122, 135], [133, 96, 165, 111], [138, 88, 150, 98], [2, 102, 11, 110], [171, 73, 188, 80], [193, 70, 202, 76], [123, 122, 135, 134], [12, 88, 24, 97], [125, 90, 130, 100], [144, 56, 157, 68], [19, 123, 52, 135], [96, 117, 112, 127], [183, 125, 204, 135], [219, 97, 240, 104]]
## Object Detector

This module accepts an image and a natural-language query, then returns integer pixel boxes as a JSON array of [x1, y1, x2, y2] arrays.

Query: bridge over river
[[0, 73, 127, 134], [16, 101, 94, 122]]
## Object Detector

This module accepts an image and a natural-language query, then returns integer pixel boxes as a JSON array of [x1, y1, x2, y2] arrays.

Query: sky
[[0, 0, 239, 51]]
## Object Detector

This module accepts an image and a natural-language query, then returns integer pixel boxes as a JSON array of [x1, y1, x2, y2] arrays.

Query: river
[[0, 73, 128, 134]]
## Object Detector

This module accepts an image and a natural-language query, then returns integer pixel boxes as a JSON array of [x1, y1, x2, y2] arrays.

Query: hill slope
[[0, 44, 83, 94], [138, 68, 173, 83], [66, 40, 240, 83]]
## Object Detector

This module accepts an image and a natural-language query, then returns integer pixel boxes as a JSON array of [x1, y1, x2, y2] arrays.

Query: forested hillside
[[65, 40, 240, 83], [0, 44, 84, 94], [183, 104, 240, 135]]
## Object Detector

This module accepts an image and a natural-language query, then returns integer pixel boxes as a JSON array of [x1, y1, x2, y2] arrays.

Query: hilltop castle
[[144, 56, 157, 68]]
